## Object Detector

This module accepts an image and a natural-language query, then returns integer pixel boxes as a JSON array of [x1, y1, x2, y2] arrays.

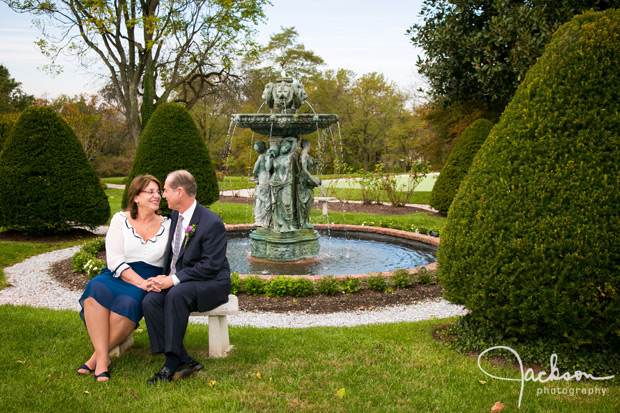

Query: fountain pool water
[[225, 225, 438, 277]]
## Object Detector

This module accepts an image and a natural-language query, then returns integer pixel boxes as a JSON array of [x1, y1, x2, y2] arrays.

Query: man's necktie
[[170, 215, 184, 273]]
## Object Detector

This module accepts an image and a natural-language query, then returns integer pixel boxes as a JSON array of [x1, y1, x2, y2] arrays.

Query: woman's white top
[[105, 211, 171, 277]]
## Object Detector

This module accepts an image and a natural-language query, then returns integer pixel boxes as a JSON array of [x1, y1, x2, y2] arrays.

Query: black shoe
[[147, 367, 173, 385], [173, 360, 204, 381]]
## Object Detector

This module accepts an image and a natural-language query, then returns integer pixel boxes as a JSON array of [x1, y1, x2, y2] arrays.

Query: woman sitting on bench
[[77, 175, 170, 382]]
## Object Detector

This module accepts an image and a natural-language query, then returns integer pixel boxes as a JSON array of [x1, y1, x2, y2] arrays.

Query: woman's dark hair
[[126, 174, 161, 219]]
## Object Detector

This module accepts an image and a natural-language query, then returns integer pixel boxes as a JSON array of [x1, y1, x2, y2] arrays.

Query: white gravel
[[1, 246, 467, 328]]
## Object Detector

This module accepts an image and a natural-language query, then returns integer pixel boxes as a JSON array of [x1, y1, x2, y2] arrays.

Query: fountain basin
[[225, 224, 439, 279], [231, 113, 338, 136], [249, 227, 320, 262]]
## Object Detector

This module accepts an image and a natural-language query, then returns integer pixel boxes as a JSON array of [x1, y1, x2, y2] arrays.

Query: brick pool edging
[[224, 224, 439, 281]]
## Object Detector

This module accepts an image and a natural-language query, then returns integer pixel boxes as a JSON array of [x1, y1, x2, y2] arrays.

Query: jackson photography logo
[[477, 346, 615, 409]]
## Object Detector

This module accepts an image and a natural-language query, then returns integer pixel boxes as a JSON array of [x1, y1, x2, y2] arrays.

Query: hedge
[[123, 103, 219, 213], [438, 10, 620, 354], [0, 106, 110, 232], [429, 119, 494, 214]]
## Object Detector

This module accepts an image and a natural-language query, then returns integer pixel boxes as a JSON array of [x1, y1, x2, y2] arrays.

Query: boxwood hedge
[[438, 10, 620, 354], [430, 119, 493, 215], [123, 103, 219, 213], [0, 106, 110, 233]]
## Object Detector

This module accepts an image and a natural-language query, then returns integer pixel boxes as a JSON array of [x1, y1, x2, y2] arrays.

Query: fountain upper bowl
[[232, 113, 338, 136]]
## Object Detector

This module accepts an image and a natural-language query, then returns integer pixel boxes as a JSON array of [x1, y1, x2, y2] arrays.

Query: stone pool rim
[[225, 223, 439, 280]]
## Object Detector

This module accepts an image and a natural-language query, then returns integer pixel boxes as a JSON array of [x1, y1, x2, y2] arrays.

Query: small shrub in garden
[[340, 277, 361, 295], [266, 276, 290, 298], [366, 274, 388, 292], [72, 237, 105, 274], [289, 277, 315, 297], [243, 275, 267, 296], [316, 276, 341, 295], [72, 250, 93, 273], [416, 268, 437, 285], [392, 269, 413, 288], [230, 272, 240, 295], [84, 258, 105, 279]]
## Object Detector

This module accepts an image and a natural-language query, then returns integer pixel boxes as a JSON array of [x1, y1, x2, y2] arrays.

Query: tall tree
[[0, 64, 35, 113], [3, 0, 268, 144], [259, 26, 325, 81], [408, 0, 618, 113]]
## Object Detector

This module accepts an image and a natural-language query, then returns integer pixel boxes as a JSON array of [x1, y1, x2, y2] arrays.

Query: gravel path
[[1, 247, 467, 328]]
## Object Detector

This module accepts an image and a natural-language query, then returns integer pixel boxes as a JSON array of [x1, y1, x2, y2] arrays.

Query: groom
[[143, 169, 231, 384]]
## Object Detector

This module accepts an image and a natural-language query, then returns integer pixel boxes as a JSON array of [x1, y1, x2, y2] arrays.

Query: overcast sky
[[0, 0, 426, 98]]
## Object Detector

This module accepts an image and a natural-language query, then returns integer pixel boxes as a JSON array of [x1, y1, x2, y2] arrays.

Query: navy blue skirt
[[79, 261, 162, 328]]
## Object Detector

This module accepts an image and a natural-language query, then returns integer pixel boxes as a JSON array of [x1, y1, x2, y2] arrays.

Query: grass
[[100, 176, 127, 185], [1, 178, 617, 411], [208, 201, 445, 234], [1, 305, 616, 412], [319, 188, 432, 205]]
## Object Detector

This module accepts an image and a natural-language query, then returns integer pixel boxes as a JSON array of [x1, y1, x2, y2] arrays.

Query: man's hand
[[153, 275, 174, 290]]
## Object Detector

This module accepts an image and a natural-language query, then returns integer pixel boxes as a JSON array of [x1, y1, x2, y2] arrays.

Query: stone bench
[[109, 294, 239, 359]]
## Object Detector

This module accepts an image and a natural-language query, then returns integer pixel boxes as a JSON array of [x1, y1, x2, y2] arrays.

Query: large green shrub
[[438, 9, 620, 355], [0, 106, 110, 233], [0, 113, 19, 152], [123, 103, 218, 212], [430, 119, 493, 214]]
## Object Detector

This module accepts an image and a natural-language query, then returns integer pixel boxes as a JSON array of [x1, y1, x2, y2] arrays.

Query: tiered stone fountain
[[232, 76, 338, 262]]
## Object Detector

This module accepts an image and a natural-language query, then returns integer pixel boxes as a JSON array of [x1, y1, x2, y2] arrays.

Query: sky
[[0, 0, 426, 99]]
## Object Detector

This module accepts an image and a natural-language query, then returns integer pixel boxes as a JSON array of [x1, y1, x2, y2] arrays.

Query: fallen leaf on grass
[[256, 372, 261, 379], [490, 401, 504, 412], [209, 380, 216, 386], [131, 391, 139, 399], [83, 391, 90, 395], [336, 388, 345, 399], [15, 360, 25, 364], [479, 380, 486, 385], [135, 328, 143, 333]]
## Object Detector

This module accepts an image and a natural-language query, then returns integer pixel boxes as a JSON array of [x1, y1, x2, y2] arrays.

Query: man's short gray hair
[[167, 170, 197, 197]]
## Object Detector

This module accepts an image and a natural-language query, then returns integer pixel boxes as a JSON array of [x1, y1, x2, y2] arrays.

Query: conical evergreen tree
[[123, 103, 219, 213], [438, 9, 620, 362], [429, 119, 493, 215], [0, 106, 110, 233]]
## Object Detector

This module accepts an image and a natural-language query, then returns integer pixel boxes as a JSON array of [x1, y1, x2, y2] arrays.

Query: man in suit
[[143, 169, 231, 384]]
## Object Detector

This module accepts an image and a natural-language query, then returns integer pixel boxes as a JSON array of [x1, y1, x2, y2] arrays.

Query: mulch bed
[[49, 251, 444, 314], [6, 196, 444, 313]]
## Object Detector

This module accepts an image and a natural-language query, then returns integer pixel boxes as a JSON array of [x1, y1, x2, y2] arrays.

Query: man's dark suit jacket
[[163, 202, 231, 312]]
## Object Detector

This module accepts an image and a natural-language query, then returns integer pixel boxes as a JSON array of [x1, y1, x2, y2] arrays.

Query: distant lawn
[[100, 176, 127, 185], [1, 305, 617, 412]]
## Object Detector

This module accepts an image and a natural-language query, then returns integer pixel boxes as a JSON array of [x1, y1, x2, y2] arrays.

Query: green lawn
[[1, 179, 617, 411], [1, 305, 616, 412]]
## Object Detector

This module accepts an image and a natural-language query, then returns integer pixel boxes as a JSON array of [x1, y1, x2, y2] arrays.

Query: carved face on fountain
[[274, 83, 293, 109]]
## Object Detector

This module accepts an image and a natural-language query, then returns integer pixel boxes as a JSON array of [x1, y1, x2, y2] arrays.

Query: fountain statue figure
[[232, 75, 338, 262]]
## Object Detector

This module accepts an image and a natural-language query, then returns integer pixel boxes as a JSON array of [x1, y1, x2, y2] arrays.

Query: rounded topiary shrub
[[122, 103, 219, 213], [430, 119, 493, 215], [0, 106, 110, 233], [123, 103, 219, 212], [0, 112, 19, 152], [438, 10, 620, 354]]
